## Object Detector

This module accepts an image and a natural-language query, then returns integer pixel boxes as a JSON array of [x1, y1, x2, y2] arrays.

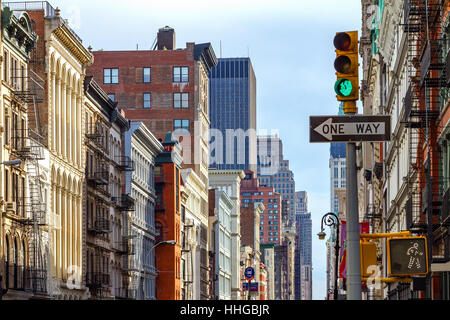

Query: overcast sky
[[41, 0, 363, 300]]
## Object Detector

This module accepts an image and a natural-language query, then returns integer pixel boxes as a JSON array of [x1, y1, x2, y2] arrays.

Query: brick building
[[240, 202, 264, 300], [154, 132, 183, 300], [83, 76, 133, 299], [240, 170, 281, 246], [87, 27, 217, 190], [87, 29, 217, 300], [257, 135, 296, 222]]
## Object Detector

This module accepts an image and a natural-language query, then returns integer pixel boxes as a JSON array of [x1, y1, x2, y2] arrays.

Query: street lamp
[[142, 240, 177, 300], [318, 212, 340, 301]]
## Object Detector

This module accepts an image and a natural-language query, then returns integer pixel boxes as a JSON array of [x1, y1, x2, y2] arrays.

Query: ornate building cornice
[[1, 8, 37, 60], [53, 23, 93, 67], [377, 0, 402, 66]]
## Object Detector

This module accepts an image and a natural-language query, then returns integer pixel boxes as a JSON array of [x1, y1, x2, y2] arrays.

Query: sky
[[29, 0, 362, 300]]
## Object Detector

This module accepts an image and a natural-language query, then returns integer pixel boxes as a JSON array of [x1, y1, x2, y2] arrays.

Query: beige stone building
[[6, 3, 94, 299], [0, 6, 44, 299], [180, 168, 208, 300]]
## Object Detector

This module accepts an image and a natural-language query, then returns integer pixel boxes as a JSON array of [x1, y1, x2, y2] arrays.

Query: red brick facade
[[240, 171, 281, 245]]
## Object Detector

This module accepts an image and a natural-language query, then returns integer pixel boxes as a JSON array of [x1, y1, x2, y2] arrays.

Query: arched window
[[13, 239, 18, 289], [5, 237, 10, 288], [155, 222, 162, 243], [22, 239, 27, 289]]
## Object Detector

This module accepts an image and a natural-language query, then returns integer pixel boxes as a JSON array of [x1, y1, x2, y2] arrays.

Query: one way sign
[[310, 115, 391, 143]]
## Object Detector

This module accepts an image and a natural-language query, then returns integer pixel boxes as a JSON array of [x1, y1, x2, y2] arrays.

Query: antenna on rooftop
[[151, 35, 158, 50]]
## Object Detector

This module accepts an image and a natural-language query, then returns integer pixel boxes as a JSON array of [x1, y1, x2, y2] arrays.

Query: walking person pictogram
[[407, 242, 423, 270]]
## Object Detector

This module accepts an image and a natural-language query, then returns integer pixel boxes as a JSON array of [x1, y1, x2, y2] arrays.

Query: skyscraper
[[330, 143, 346, 213], [294, 191, 312, 300], [257, 135, 296, 222], [330, 102, 347, 214], [209, 58, 257, 172]]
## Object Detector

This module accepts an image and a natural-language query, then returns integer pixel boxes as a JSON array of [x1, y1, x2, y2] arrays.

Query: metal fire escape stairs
[[10, 64, 47, 296]]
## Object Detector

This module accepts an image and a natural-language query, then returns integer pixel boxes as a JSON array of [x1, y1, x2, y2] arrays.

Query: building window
[[3, 50, 8, 82], [4, 169, 9, 202], [173, 66, 189, 82], [174, 119, 189, 131], [144, 93, 151, 108], [143, 67, 151, 83], [104, 68, 119, 84], [174, 93, 188, 109], [108, 93, 115, 101]]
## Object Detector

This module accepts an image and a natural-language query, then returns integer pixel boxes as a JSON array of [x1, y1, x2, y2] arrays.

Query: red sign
[[339, 221, 370, 279]]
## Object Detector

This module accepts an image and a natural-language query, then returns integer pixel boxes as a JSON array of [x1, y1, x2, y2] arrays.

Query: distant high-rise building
[[294, 191, 312, 300], [257, 135, 296, 222], [240, 170, 282, 246], [209, 58, 257, 172], [330, 143, 346, 214]]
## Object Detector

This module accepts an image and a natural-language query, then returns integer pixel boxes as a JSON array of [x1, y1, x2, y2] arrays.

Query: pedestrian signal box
[[360, 241, 377, 278], [387, 237, 428, 277]]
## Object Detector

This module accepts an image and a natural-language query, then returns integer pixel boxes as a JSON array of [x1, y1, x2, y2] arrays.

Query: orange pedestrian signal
[[360, 241, 378, 278], [387, 236, 428, 277]]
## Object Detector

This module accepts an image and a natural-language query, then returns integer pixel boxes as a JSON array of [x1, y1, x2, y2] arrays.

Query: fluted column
[[77, 194, 82, 283], [62, 186, 67, 280], [77, 95, 82, 168], [56, 77, 61, 155], [61, 80, 66, 159], [66, 87, 72, 163], [56, 185, 62, 279], [66, 187, 71, 280], [72, 192, 77, 281], [71, 90, 76, 165], [51, 72, 56, 152]]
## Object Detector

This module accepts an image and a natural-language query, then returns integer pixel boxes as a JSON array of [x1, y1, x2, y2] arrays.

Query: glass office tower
[[209, 58, 257, 172]]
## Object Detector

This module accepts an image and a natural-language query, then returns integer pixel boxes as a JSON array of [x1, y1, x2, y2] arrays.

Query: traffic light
[[333, 31, 359, 113], [387, 236, 428, 277], [360, 241, 377, 278]]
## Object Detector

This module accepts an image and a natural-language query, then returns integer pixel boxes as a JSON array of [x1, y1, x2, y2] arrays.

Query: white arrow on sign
[[313, 118, 386, 141]]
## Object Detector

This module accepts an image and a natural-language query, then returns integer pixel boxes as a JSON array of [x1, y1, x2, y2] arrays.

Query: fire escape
[[111, 158, 136, 300], [85, 121, 112, 299], [9, 66, 48, 296], [401, 2, 450, 299], [403, 0, 446, 234]]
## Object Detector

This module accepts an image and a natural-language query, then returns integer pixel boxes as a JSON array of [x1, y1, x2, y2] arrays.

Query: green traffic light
[[334, 79, 353, 97]]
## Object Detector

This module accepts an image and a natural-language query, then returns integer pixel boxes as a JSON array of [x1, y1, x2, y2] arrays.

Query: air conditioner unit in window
[[184, 218, 194, 228], [6, 202, 16, 213]]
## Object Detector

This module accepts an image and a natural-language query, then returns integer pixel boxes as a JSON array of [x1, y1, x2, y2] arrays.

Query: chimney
[[157, 26, 175, 50]]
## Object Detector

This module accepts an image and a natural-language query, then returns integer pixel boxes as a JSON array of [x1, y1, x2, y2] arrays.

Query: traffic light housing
[[387, 236, 428, 277], [333, 31, 359, 113], [360, 241, 378, 278]]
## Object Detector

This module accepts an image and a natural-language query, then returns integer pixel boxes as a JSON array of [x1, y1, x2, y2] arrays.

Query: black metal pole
[[335, 221, 340, 300], [320, 212, 340, 300]]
